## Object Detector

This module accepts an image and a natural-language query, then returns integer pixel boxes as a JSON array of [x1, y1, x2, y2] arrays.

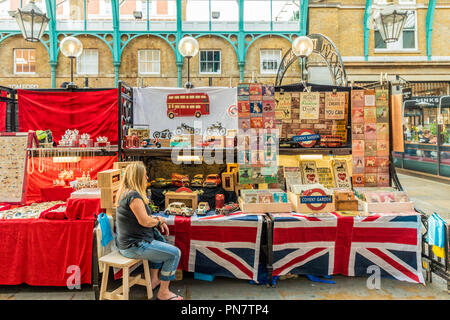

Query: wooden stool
[[99, 251, 152, 300]]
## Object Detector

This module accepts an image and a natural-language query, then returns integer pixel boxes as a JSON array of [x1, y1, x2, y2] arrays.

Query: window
[[138, 49, 160, 75], [374, 10, 416, 51], [76, 49, 98, 75], [14, 49, 36, 74], [260, 49, 281, 74], [199, 50, 221, 74]]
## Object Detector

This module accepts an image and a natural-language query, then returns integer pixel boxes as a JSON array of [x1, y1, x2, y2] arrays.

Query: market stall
[[0, 79, 447, 292], [0, 87, 119, 286], [109, 80, 438, 287]]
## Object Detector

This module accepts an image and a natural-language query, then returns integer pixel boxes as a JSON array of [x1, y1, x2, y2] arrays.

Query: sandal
[[157, 294, 184, 300], [152, 283, 160, 291]]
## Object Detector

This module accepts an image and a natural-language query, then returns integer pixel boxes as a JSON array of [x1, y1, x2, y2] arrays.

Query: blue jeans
[[119, 240, 181, 281]]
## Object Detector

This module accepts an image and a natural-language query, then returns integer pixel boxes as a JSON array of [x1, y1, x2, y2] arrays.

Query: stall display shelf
[[122, 147, 352, 157], [27, 146, 119, 155]]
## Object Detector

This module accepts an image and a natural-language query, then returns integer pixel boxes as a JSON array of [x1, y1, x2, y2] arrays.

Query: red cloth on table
[[40, 186, 74, 202], [25, 155, 116, 203], [39, 203, 68, 220], [17, 89, 118, 144], [0, 203, 11, 211], [66, 198, 101, 221], [0, 219, 94, 286], [0, 90, 6, 131]]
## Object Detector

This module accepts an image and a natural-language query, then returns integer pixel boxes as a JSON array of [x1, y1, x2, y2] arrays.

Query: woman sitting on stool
[[115, 162, 183, 300]]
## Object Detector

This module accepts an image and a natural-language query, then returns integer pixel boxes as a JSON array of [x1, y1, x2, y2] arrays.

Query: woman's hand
[[157, 216, 167, 225], [160, 223, 169, 236]]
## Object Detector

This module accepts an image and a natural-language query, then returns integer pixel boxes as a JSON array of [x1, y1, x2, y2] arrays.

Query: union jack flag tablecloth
[[272, 212, 424, 283], [161, 212, 263, 281]]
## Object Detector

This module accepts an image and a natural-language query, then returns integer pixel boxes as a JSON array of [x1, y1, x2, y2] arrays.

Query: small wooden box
[[101, 185, 119, 209], [222, 172, 235, 191], [98, 169, 121, 188], [165, 191, 198, 210], [105, 208, 116, 219], [128, 128, 150, 141], [335, 199, 358, 211], [113, 161, 135, 171], [238, 196, 292, 214], [159, 138, 171, 148], [227, 163, 239, 173], [288, 191, 335, 214], [334, 190, 358, 211]]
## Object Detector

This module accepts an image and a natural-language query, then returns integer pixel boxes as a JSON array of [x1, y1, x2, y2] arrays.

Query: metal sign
[[402, 88, 412, 100], [404, 96, 440, 109]]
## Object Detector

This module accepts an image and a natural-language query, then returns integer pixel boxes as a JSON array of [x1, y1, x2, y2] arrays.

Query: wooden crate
[[113, 161, 136, 171], [235, 183, 252, 197], [101, 185, 119, 209], [98, 169, 121, 188], [238, 196, 292, 214], [288, 191, 335, 214], [358, 199, 415, 214], [334, 190, 358, 211], [221, 172, 235, 191], [105, 208, 116, 219], [165, 191, 198, 210]]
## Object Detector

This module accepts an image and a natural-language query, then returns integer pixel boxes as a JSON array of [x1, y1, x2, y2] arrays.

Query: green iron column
[[45, 0, 58, 88], [426, 0, 437, 61], [111, 0, 121, 87], [176, 0, 183, 87], [237, 0, 245, 82], [363, 0, 373, 62]]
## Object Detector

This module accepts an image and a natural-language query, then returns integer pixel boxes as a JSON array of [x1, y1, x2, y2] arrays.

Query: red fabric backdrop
[[0, 90, 6, 132], [0, 219, 94, 286], [26, 155, 116, 203], [17, 89, 118, 144]]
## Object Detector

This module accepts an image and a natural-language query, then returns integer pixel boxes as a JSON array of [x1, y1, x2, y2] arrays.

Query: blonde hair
[[115, 161, 149, 206]]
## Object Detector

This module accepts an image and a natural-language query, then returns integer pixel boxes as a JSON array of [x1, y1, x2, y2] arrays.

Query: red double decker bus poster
[[166, 93, 210, 119]]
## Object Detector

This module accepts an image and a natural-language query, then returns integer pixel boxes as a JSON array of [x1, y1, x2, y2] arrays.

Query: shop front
[[393, 95, 450, 178]]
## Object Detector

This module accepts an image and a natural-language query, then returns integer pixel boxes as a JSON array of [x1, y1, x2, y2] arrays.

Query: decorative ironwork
[[275, 33, 347, 87]]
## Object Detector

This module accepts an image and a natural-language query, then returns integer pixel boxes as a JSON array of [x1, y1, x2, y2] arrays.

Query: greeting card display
[[301, 161, 319, 184], [351, 89, 390, 187], [300, 92, 320, 120], [325, 92, 346, 120], [332, 160, 352, 189], [317, 167, 335, 189]]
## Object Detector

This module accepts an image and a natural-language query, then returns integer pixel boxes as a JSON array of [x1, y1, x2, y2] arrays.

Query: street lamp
[[373, 5, 408, 43], [60, 36, 83, 89], [9, 0, 49, 42], [292, 36, 314, 82], [178, 36, 199, 89]]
